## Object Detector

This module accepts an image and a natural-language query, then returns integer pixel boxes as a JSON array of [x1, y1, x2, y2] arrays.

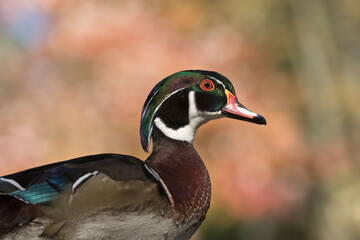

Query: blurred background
[[0, 0, 359, 239]]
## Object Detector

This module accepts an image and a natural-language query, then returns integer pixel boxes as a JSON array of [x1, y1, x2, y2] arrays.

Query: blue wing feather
[[10, 182, 58, 204], [6, 167, 71, 205], [45, 166, 70, 191]]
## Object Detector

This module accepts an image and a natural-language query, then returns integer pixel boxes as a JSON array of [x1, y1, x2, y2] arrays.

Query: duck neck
[[146, 126, 211, 223]]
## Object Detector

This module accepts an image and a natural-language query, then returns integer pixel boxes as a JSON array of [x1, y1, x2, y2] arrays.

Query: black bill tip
[[253, 114, 267, 125], [221, 110, 267, 125]]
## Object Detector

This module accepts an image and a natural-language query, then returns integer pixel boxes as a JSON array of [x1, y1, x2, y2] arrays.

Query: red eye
[[200, 79, 215, 91]]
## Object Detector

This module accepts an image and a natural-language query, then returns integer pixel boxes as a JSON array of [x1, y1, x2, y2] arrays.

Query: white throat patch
[[154, 91, 221, 142]]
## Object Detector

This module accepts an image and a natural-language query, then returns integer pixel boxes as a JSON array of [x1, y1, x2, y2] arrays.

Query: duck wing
[[0, 153, 171, 237]]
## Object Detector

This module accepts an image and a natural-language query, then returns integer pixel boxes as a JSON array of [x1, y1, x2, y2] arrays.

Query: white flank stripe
[[72, 171, 99, 192], [144, 164, 174, 207], [0, 177, 26, 191], [144, 164, 160, 181]]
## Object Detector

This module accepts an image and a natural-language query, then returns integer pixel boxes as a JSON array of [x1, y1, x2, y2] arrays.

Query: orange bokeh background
[[0, 1, 359, 239]]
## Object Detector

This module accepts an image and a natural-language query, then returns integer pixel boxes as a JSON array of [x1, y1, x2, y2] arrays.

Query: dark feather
[[0, 153, 166, 236], [0, 196, 38, 235]]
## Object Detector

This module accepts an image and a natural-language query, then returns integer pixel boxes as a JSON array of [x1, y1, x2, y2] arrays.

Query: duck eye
[[200, 79, 215, 91]]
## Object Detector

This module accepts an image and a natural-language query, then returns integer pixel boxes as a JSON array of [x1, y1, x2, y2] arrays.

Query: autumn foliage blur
[[0, 0, 359, 239]]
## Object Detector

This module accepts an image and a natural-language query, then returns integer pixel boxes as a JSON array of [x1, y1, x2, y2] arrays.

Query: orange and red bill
[[222, 89, 266, 125]]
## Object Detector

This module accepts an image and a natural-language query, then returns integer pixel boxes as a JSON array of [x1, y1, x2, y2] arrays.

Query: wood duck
[[0, 70, 266, 240]]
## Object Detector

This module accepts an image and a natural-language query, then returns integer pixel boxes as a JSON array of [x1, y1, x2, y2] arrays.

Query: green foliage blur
[[0, 0, 359, 239]]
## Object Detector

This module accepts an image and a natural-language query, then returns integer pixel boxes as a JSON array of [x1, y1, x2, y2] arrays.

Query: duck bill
[[221, 89, 266, 125]]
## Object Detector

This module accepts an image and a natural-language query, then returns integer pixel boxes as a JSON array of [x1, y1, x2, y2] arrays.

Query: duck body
[[1, 152, 204, 240], [0, 70, 265, 239]]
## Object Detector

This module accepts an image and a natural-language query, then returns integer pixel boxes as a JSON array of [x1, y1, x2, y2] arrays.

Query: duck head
[[140, 70, 266, 152]]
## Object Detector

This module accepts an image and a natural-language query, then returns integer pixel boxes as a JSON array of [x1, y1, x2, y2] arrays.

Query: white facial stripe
[[142, 88, 160, 118], [192, 89, 222, 117], [188, 91, 197, 118], [200, 110, 222, 116], [154, 117, 203, 142], [147, 87, 187, 145], [154, 91, 204, 142], [208, 76, 225, 89], [154, 91, 222, 142], [0, 177, 26, 191]]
